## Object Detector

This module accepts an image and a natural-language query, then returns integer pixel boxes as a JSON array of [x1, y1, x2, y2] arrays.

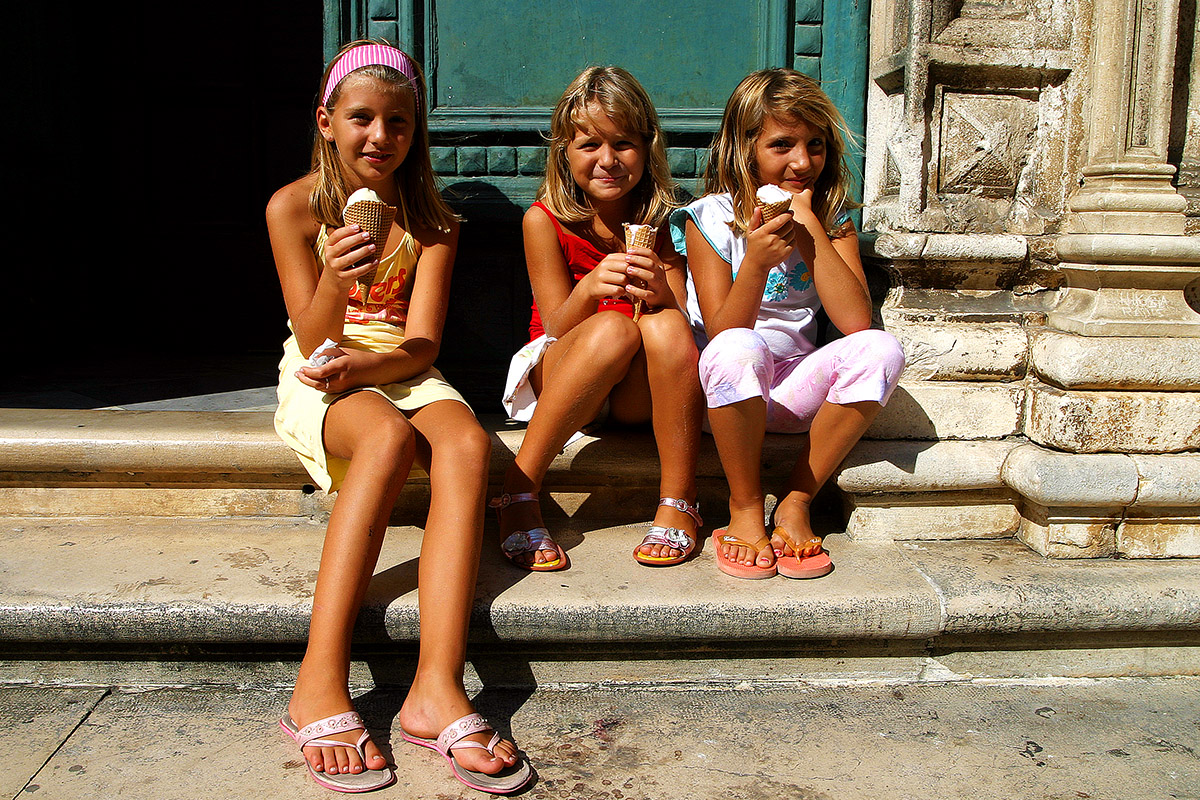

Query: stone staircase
[[1, 405, 1198, 687]]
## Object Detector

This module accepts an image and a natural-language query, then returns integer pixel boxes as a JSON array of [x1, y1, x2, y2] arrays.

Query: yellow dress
[[274, 222, 468, 493]]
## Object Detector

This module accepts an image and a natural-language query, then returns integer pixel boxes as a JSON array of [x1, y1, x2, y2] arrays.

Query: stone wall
[[855, 0, 1200, 557]]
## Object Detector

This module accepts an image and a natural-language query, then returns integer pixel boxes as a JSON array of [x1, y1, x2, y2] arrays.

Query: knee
[[581, 311, 642, 362], [358, 411, 418, 470], [452, 421, 492, 469], [848, 329, 906, 378], [699, 328, 770, 384], [639, 310, 698, 366], [706, 327, 769, 358], [697, 328, 773, 406]]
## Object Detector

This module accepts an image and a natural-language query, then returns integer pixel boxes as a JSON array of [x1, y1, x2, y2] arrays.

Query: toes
[[333, 744, 353, 775], [361, 741, 386, 771], [306, 739, 377, 776]]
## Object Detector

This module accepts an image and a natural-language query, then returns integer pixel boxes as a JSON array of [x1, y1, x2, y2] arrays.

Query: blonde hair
[[308, 40, 458, 232], [538, 66, 677, 227], [703, 68, 856, 237]]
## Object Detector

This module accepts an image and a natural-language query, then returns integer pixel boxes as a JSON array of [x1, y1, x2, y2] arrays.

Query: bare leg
[[706, 397, 775, 569], [500, 312, 641, 566], [397, 400, 520, 775], [289, 391, 414, 777], [621, 309, 703, 560], [771, 399, 882, 557]]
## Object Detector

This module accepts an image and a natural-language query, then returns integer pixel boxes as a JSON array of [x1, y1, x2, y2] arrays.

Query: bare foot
[[288, 671, 387, 777], [398, 680, 521, 776]]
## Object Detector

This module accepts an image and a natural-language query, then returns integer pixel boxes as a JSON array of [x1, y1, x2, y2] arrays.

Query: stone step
[[5, 407, 1195, 557], [0, 408, 1011, 530], [2, 514, 1197, 657]]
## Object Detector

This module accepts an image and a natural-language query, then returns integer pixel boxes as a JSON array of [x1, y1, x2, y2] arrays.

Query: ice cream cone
[[623, 223, 657, 322], [343, 199, 397, 301], [755, 184, 793, 224], [757, 198, 792, 222]]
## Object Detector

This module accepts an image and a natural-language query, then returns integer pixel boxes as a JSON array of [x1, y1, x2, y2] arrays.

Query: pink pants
[[698, 327, 906, 433]]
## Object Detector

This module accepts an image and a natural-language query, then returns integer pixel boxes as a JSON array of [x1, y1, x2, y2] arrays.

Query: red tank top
[[527, 201, 659, 341]]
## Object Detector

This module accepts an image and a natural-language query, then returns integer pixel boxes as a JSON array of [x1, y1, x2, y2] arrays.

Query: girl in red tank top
[[493, 67, 704, 571]]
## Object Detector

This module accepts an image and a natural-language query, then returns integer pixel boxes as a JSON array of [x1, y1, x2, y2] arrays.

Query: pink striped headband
[[321, 44, 419, 107]]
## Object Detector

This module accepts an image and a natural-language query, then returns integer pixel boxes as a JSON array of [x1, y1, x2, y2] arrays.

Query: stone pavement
[[7, 677, 1199, 800]]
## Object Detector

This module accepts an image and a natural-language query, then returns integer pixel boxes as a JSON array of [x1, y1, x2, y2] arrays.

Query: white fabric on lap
[[501, 334, 556, 421]]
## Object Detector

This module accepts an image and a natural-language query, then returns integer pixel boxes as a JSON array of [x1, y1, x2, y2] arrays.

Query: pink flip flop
[[713, 529, 777, 579], [399, 713, 533, 794], [772, 525, 834, 579], [280, 711, 395, 793]]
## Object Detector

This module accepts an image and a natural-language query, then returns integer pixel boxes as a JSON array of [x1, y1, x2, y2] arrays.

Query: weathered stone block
[[1118, 512, 1200, 558], [1030, 328, 1200, 390], [890, 322, 1027, 380], [868, 381, 1024, 440], [1130, 454, 1200, 506], [845, 490, 1020, 541], [1001, 445, 1139, 507], [1016, 502, 1120, 558], [838, 439, 1015, 493], [1026, 381, 1200, 453]]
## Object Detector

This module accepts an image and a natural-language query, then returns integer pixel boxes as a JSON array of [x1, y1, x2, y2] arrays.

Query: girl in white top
[[670, 68, 905, 580]]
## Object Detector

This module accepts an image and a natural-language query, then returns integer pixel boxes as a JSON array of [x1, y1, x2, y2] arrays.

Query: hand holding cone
[[622, 223, 657, 322], [343, 188, 397, 303]]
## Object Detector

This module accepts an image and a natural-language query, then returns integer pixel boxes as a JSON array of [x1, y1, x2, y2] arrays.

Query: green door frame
[[321, 0, 869, 196]]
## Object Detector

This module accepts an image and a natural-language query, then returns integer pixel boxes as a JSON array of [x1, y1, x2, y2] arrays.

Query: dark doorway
[[7, 1, 322, 402]]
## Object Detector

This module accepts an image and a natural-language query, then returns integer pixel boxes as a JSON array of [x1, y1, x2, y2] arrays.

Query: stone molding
[[1030, 328, 1200, 389], [1002, 443, 1200, 557]]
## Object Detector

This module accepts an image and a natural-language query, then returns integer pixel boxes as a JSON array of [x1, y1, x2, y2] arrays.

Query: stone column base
[[1002, 444, 1200, 558]]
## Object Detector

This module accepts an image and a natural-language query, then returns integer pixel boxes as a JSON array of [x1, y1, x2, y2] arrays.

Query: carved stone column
[[856, 0, 1199, 558], [849, 0, 1078, 545], [1022, 0, 1200, 558]]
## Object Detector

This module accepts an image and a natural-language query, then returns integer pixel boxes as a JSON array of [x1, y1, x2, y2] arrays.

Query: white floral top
[[670, 193, 849, 360]]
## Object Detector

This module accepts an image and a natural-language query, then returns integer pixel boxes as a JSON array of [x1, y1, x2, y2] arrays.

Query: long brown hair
[[538, 66, 677, 227], [704, 68, 855, 236], [308, 40, 458, 232]]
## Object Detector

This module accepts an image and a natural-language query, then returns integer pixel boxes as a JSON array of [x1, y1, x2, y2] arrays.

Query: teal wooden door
[[323, 0, 869, 206]]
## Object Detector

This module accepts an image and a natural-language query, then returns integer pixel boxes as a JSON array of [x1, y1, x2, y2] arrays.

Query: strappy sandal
[[771, 524, 834, 579], [634, 497, 702, 566], [489, 492, 568, 571], [280, 711, 395, 793], [713, 529, 777, 579], [399, 712, 533, 795]]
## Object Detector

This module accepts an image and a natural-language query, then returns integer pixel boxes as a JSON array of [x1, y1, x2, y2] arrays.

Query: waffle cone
[[343, 200, 397, 299], [623, 223, 657, 251], [622, 224, 657, 322], [756, 197, 792, 223]]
